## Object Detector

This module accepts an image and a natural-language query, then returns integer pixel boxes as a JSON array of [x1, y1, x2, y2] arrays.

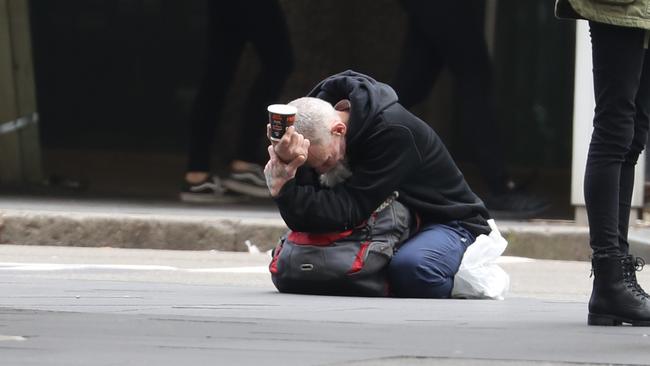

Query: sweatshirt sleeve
[[273, 126, 422, 233]]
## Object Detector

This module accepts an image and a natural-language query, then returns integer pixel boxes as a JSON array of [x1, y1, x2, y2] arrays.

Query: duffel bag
[[269, 194, 413, 296]]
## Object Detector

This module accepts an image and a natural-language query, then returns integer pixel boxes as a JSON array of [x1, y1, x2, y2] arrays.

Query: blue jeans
[[388, 222, 474, 298]]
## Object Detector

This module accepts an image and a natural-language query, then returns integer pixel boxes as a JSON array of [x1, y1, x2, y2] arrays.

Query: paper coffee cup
[[268, 104, 297, 141]]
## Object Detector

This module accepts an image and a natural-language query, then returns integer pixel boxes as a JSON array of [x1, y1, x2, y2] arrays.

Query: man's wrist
[[268, 179, 283, 197], [268, 175, 294, 197], [265, 166, 293, 197]]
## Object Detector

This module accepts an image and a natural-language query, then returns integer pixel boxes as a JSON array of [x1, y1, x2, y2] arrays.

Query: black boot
[[588, 255, 650, 326]]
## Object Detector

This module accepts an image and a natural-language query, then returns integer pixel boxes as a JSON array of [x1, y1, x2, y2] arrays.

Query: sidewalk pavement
[[0, 244, 598, 301], [1, 195, 650, 261], [2, 244, 650, 365], [0, 193, 649, 365]]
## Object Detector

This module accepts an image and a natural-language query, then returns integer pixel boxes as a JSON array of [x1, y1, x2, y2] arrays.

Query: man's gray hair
[[288, 97, 337, 145]]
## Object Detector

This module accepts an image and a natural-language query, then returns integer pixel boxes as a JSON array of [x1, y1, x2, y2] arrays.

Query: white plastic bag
[[451, 219, 510, 300]]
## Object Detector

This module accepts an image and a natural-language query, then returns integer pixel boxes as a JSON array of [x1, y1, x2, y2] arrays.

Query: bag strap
[[367, 191, 399, 226], [358, 191, 400, 241], [374, 191, 399, 214]]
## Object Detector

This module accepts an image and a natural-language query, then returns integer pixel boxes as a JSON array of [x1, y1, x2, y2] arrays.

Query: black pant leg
[[443, 4, 509, 193], [586, 22, 646, 257], [617, 42, 650, 254], [186, 3, 246, 173], [235, 0, 293, 165], [396, 1, 508, 193], [391, 19, 444, 108]]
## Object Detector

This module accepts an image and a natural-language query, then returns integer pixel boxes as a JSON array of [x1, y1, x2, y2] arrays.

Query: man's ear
[[331, 121, 347, 137]]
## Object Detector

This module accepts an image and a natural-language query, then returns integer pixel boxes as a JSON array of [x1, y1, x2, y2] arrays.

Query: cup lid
[[267, 104, 297, 115]]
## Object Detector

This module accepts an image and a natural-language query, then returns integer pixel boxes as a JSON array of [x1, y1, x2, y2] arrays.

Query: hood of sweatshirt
[[307, 70, 399, 150]]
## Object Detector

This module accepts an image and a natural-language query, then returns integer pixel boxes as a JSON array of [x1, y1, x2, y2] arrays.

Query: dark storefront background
[[26, 0, 576, 215], [31, 0, 416, 153]]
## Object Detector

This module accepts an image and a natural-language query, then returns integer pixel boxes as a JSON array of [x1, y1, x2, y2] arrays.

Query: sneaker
[[180, 176, 245, 203], [222, 164, 270, 198]]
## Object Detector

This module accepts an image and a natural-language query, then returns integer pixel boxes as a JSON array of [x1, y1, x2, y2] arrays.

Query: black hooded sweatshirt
[[274, 70, 491, 237]]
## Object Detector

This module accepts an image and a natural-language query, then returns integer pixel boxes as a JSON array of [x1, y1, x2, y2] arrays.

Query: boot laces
[[624, 257, 650, 299]]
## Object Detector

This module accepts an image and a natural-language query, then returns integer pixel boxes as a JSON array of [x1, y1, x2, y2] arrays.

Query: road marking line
[[0, 263, 179, 271], [0, 335, 27, 342], [0, 257, 532, 273], [187, 266, 268, 273], [0, 262, 268, 273]]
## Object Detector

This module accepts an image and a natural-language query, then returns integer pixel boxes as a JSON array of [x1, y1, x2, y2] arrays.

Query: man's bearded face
[[319, 159, 352, 187]]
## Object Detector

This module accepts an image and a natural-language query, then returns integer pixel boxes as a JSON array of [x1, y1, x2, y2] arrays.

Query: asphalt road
[[1, 245, 649, 366]]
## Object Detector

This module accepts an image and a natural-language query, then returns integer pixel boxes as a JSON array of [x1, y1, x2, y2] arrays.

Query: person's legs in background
[[392, 0, 548, 219], [388, 222, 473, 298], [438, 2, 509, 200], [182, 0, 293, 201], [585, 21, 650, 326], [391, 19, 445, 108], [181, 2, 245, 202], [221, 0, 294, 198]]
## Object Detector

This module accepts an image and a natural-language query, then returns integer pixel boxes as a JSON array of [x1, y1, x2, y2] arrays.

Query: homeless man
[[264, 70, 491, 298]]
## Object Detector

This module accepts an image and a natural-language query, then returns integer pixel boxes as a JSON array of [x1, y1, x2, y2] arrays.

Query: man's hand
[[267, 124, 310, 163], [264, 145, 307, 197]]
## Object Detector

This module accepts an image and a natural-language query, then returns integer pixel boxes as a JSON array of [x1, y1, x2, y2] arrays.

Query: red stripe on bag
[[347, 241, 370, 274], [288, 230, 354, 246], [269, 244, 283, 274]]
